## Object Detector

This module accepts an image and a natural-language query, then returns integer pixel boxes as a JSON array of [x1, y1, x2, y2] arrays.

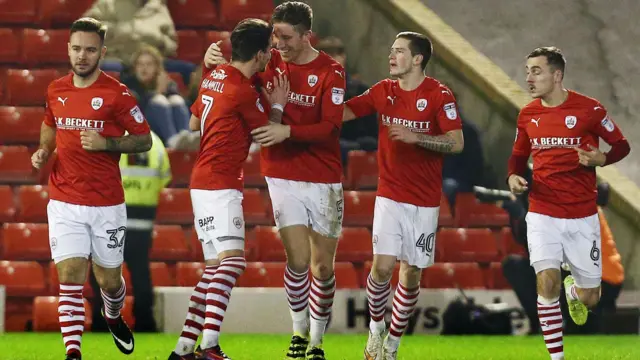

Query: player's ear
[[414, 54, 424, 67], [101, 45, 107, 59]]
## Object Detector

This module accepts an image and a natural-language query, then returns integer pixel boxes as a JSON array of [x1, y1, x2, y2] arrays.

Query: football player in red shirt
[[507, 46, 630, 360], [168, 19, 288, 360], [204, 3, 346, 359], [344, 32, 464, 360], [30, 17, 152, 360]]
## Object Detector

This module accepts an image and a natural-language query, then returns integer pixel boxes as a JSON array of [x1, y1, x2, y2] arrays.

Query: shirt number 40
[[416, 233, 435, 256]]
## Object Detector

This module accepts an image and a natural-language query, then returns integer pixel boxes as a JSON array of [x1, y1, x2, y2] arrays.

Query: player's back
[[256, 49, 346, 184], [191, 64, 267, 191]]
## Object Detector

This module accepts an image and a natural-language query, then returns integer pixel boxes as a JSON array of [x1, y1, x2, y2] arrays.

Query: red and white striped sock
[[59, 283, 85, 357], [366, 273, 391, 333], [386, 284, 419, 351], [174, 265, 218, 355], [284, 265, 311, 335], [309, 274, 336, 347], [537, 296, 564, 359], [201, 257, 246, 349], [100, 276, 126, 324]]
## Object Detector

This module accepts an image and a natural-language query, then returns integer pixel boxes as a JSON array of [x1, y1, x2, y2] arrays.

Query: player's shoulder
[[518, 99, 543, 118], [568, 89, 604, 109], [47, 73, 73, 93], [426, 77, 455, 99], [317, 52, 345, 75]]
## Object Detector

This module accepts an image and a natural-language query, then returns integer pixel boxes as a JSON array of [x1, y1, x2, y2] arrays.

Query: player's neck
[[541, 87, 569, 107], [72, 70, 101, 88], [397, 71, 426, 91], [290, 45, 318, 65], [229, 61, 257, 79]]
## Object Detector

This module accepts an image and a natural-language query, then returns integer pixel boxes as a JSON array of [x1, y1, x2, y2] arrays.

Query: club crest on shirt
[[416, 98, 428, 112], [444, 102, 457, 120], [565, 115, 577, 129], [91, 97, 103, 110], [308, 74, 318, 87]]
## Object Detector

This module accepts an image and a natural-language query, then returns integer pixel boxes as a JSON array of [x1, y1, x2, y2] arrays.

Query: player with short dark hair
[[508, 46, 630, 360], [31, 16, 152, 360]]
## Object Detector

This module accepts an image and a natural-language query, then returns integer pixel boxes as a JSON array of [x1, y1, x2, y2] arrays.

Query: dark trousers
[[90, 216, 157, 332]]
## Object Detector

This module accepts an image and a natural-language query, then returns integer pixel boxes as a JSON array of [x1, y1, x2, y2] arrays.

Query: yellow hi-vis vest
[[119, 132, 172, 207]]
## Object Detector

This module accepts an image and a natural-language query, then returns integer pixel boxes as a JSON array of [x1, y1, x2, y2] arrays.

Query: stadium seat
[[185, 227, 204, 261], [438, 228, 500, 263], [422, 262, 485, 289], [439, 195, 454, 227], [204, 31, 232, 61], [21, 29, 69, 66], [150, 262, 175, 287], [335, 227, 372, 262], [454, 192, 510, 227], [498, 226, 527, 257], [343, 190, 375, 227], [334, 262, 360, 289], [176, 261, 205, 287], [254, 226, 285, 261], [243, 152, 265, 187], [46, 261, 113, 298], [0, 185, 17, 222], [175, 30, 205, 64], [167, 149, 196, 187], [345, 150, 378, 189], [156, 188, 192, 225], [167, 0, 219, 29], [0, 260, 46, 296], [363, 261, 400, 287], [0, 106, 45, 144], [0, 28, 21, 63], [2, 68, 59, 106], [486, 262, 510, 290], [0, 0, 38, 25], [16, 185, 49, 222], [150, 225, 190, 261], [244, 227, 259, 262], [237, 262, 285, 288], [1, 223, 50, 260], [32, 296, 92, 331], [243, 188, 270, 225], [37, 0, 94, 28], [168, 72, 187, 95], [219, 0, 273, 30], [0, 146, 38, 183], [5, 297, 34, 331]]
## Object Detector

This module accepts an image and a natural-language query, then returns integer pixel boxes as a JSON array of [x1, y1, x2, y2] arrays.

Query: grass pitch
[[0, 333, 639, 359]]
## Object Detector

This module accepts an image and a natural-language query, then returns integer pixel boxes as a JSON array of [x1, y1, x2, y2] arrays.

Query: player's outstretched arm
[[389, 126, 464, 154], [343, 104, 357, 122]]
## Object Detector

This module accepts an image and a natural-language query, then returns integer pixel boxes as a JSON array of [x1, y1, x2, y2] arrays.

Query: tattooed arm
[[106, 133, 152, 153], [388, 126, 464, 154]]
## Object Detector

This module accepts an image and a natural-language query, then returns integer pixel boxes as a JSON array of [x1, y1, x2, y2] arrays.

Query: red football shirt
[[346, 77, 462, 207], [190, 64, 269, 191], [43, 72, 150, 206], [255, 49, 346, 184], [510, 90, 626, 218]]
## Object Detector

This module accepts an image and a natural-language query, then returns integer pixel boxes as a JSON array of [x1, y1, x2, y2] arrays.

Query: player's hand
[[388, 124, 419, 144], [251, 123, 291, 147], [576, 144, 606, 167], [262, 74, 290, 108], [31, 148, 50, 169], [80, 130, 107, 151], [204, 41, 227, 68], [508, 174, 529, 195]]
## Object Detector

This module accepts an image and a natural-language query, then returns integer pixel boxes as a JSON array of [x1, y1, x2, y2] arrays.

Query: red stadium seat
[[204, 31, 232, 61], [168, 72, 187, 95], [363, 261, 400, 287], [0, 28, 21, 63], [498, 227, 527, 257], [38, 0, 94, 28], [185, 228, 204, 261], [0, 146, 38, 183], [0, 260, 46, 296], [254, 226, 285, 261], [168, 0, 219, 28], [343, 190, 375, 227], [156, 188, 192, 225], [176, 261, 205, 287], [0, 106, 45, 144], [454, 192, 509, 227], [1, 223, 50, 260], [167, 150, 196, 187], [422, 262, 485, 289], [346, 150, 378, 189], [0, 185, 17, 222], [175, 30, 205, 64], [438, 228, 500, 263], [439, 195, 454, 227], [32, 296, 92, 331], [485, 262, 510, 289], [151, 225, 190, 261], [334, 262, 360, 289], [243, 152, 265, 187], [5, 297, 35, 331], [21, 29, 69, 66], [237, 262, 285, 287], [0, 0, 38, 25], [150, 262, 175, 287], [243, 188, 270, 225], [2, 68, 60, 106], [16, 185, 49, 222], [335, 227, 372, 262], [244, 227, 260, 262], [38, 150, 56, 185], [219, 0, 273, 30]]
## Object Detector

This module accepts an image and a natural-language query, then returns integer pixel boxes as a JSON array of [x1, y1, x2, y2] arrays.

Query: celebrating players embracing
[[168, 19, 289, 360], [507, 47, 630, 360], [31, 17, 152, 360], [343, 32, 464, 360]]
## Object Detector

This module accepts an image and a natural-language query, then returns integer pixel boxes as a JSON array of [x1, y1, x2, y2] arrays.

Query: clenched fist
[[31, 148, 50, 169]]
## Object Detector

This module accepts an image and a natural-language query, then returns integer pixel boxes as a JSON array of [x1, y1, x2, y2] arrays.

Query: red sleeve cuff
[[604, 139, 630, 166]]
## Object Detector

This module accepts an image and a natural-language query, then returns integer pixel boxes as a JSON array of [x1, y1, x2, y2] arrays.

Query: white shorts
[[372, 196, 439, 269], [526, 212, 601, 288], [191, 189, 245, 261], [265, 177, 343, 239], [47, 199, 127, 268]]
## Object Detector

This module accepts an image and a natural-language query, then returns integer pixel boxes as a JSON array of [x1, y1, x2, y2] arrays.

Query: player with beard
[[203, 3, 346, 359], [168, 18, 289, 360], [343, 32, 464, 360], [31, 17, 152, 360], [507, 47, 630, 360]]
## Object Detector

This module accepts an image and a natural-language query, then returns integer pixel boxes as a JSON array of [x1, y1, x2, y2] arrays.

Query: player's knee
[[399, 264, 422, 288], [310, 261, 334, 280], [536, 269, 562, 298], [371, 263, 395, 283], [56, 258, 88, 284], [285, 254, 310, 274], [95, 272, 123, 294]]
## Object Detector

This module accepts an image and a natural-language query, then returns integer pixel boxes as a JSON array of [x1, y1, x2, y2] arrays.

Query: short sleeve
[[320, 65, 347, 128], [346, 80, 383, 118], [435, 87, 463, 133], [113, 85, 150, 135]]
